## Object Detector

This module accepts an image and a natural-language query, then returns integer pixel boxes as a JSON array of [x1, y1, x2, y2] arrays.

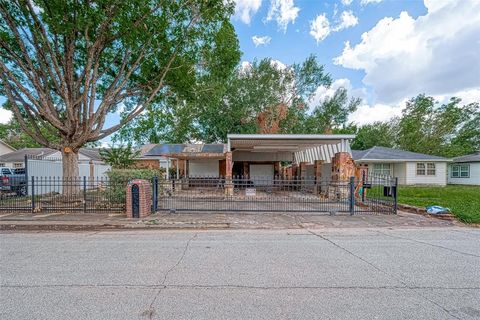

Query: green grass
[[398, 185, 480, 224]]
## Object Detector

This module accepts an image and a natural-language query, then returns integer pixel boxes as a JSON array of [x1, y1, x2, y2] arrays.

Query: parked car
[[0, 167, 27, 196]]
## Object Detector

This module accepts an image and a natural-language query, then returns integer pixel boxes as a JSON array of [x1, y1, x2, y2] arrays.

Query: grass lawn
[[398, 185, 480, 224]]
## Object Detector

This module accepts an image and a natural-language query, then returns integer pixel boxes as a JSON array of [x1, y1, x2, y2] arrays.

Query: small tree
[[100, 145, 140, 169], [0, 0, 235, 181]]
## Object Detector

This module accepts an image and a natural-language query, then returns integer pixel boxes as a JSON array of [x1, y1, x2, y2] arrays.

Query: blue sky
[[1, 0, 479, 145]]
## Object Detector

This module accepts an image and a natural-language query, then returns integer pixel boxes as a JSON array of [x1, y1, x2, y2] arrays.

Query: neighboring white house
[[352, 146, 451, 186], [0, 139, 16, 156], [447, 152, 480, 185]]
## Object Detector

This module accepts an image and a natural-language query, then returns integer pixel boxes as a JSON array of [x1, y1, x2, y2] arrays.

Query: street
[[1, 227, 480, 319]]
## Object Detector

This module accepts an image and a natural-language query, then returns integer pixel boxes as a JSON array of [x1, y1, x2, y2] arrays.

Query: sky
[[1, 0, 479, 145]]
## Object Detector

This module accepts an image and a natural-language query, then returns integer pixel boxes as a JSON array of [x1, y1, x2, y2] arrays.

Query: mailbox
[[126, 179, 151, 218]]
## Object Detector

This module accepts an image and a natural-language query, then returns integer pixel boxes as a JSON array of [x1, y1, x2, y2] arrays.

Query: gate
[[152, 175, 398, 215]]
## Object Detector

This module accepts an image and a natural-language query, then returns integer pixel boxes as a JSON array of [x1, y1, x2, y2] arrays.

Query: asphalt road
[[1, 227, 480, 320]]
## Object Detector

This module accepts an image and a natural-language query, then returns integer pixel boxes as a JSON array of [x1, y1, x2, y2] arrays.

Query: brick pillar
[[126, 179, 152, 218], [314, 160, 323, 194], [330, 152, 356, 199], [225, 152, 233, 196]]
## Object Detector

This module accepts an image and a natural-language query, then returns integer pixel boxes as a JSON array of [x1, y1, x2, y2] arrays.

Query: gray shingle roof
[[352, 146, 448, 162], [452, 152, 480, 163]]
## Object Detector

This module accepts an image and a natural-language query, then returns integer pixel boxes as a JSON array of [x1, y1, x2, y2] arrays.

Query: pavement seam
[[375, 230, 480, 258], [3, 284, 479, 290], [289, 214, 464, 320], [145, 233, 197, 319]]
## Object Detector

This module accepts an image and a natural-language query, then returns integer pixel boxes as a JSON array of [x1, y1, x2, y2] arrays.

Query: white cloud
[[266, 0, 300, 32], [252, 35, 272, 47], [310, 14, 330, 43], [333, 11, 358, 31], [349, 103, 403, 125], [310, 11, 358, 43], [234, 0, 262, 24], [334, 0, 480, 104], [0, 107, 12, 124], [360, 0, 383, 5], [341, 0, 353, 5]]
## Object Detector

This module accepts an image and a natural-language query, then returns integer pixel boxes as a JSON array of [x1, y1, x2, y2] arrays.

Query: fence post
[[83, 176, 87, 213], [31, 176, 35, 213], [349, 176, 355, 215], [393, 177, 398, 214], [24, 155, 29, 196], [152, 176, 158, 213]]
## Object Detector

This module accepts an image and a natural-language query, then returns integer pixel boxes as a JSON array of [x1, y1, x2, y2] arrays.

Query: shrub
[[105, 168, 165, 203]]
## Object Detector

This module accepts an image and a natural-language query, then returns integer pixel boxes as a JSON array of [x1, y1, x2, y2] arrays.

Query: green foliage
[[100, 145, 140, 169], [398, 185, 480, 224], [303, 87, 361, 134], [105, 168, 165, 203], [351, 121, 397, 150], [0, 0, 236, 166], [396, 95, 479, 157]]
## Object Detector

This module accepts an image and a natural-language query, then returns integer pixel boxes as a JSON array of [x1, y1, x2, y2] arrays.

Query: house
[[134, 144, 170, 170], [144, 134, 356, 182], [0, 147, 104, 168], [447, 152, 480, 185], [352, 146, 451, 186], [0, 139, 16, 156]]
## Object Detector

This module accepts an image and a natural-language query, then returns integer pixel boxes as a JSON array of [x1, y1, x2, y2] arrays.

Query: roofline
[[451, 159, 480, 163], [0, 139, 16, 151], [227, 134, 356, 140], [355, 159, 452, 163]]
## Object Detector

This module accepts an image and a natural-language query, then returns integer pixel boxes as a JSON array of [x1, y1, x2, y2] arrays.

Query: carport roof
[[227, 134, 355, 151]]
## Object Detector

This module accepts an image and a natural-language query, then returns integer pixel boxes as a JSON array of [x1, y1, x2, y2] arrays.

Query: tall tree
[[0, 0, 234, 179], [397, 95, 479, 156], [351, 120, 397, 150], [303, 87, 361, 134]]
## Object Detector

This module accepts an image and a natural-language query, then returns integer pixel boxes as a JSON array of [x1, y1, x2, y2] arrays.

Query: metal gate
[[152, 174, 397, 215]]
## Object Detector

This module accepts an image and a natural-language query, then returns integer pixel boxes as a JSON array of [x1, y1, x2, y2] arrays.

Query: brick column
[[225, 152, 233, 196], [313, 160, 323, 194], [126, 179, 152, 218]]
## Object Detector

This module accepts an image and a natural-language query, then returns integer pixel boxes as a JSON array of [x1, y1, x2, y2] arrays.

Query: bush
[[105, 168, 165, 204]]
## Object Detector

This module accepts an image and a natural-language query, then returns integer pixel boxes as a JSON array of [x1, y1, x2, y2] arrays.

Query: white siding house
[[447, 153, 480, 185], [352, 146, 450, 186]]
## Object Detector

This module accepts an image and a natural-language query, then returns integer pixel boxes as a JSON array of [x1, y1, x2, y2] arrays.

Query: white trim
[[227, 134, 356, 140]]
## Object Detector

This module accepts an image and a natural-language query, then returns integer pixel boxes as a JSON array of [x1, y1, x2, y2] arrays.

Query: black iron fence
[[0, 177, 127, 213], [153, 175, 398, 215], [0, 173, 398, 215]]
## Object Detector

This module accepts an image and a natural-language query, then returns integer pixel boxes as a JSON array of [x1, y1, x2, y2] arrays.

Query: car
[[0, 167, 27, 196]]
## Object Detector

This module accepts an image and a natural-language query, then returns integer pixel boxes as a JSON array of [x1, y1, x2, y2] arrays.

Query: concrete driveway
[[1, 227, 479, 319]]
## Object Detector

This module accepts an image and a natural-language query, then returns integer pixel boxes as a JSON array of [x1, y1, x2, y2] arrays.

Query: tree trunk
[[62, 150, 80, 195]]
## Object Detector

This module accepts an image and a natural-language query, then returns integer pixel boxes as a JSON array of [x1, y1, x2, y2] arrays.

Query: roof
[[452, 152, 480, 163], [228, 134, 355, 152], [0, 147, 103, 162], [0, 139, 16, 152], [145, 144, 227, 159], [352, 146, 450, 162]]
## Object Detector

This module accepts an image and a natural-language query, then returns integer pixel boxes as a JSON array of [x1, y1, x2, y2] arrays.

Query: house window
[[13, 163, 23, 168], [0, 163, 5, 167], [416, 163, 425, 175], [417, 162, 436, 176], [451, 164, 470, 178], [372, 163, 391, 176]]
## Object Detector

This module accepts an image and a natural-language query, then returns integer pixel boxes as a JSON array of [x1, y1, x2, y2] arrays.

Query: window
[[0, 163, 4, 167], [417, 162, 436, 176], [427, 163, 436, 175], [416, 163, 425, 175], [451, 164, 470, 178], [373, 163, 391, 176], [13, 163, 23, 168]]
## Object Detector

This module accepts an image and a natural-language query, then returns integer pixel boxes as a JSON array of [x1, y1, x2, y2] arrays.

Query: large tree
[[0, 0, 235, 178]]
